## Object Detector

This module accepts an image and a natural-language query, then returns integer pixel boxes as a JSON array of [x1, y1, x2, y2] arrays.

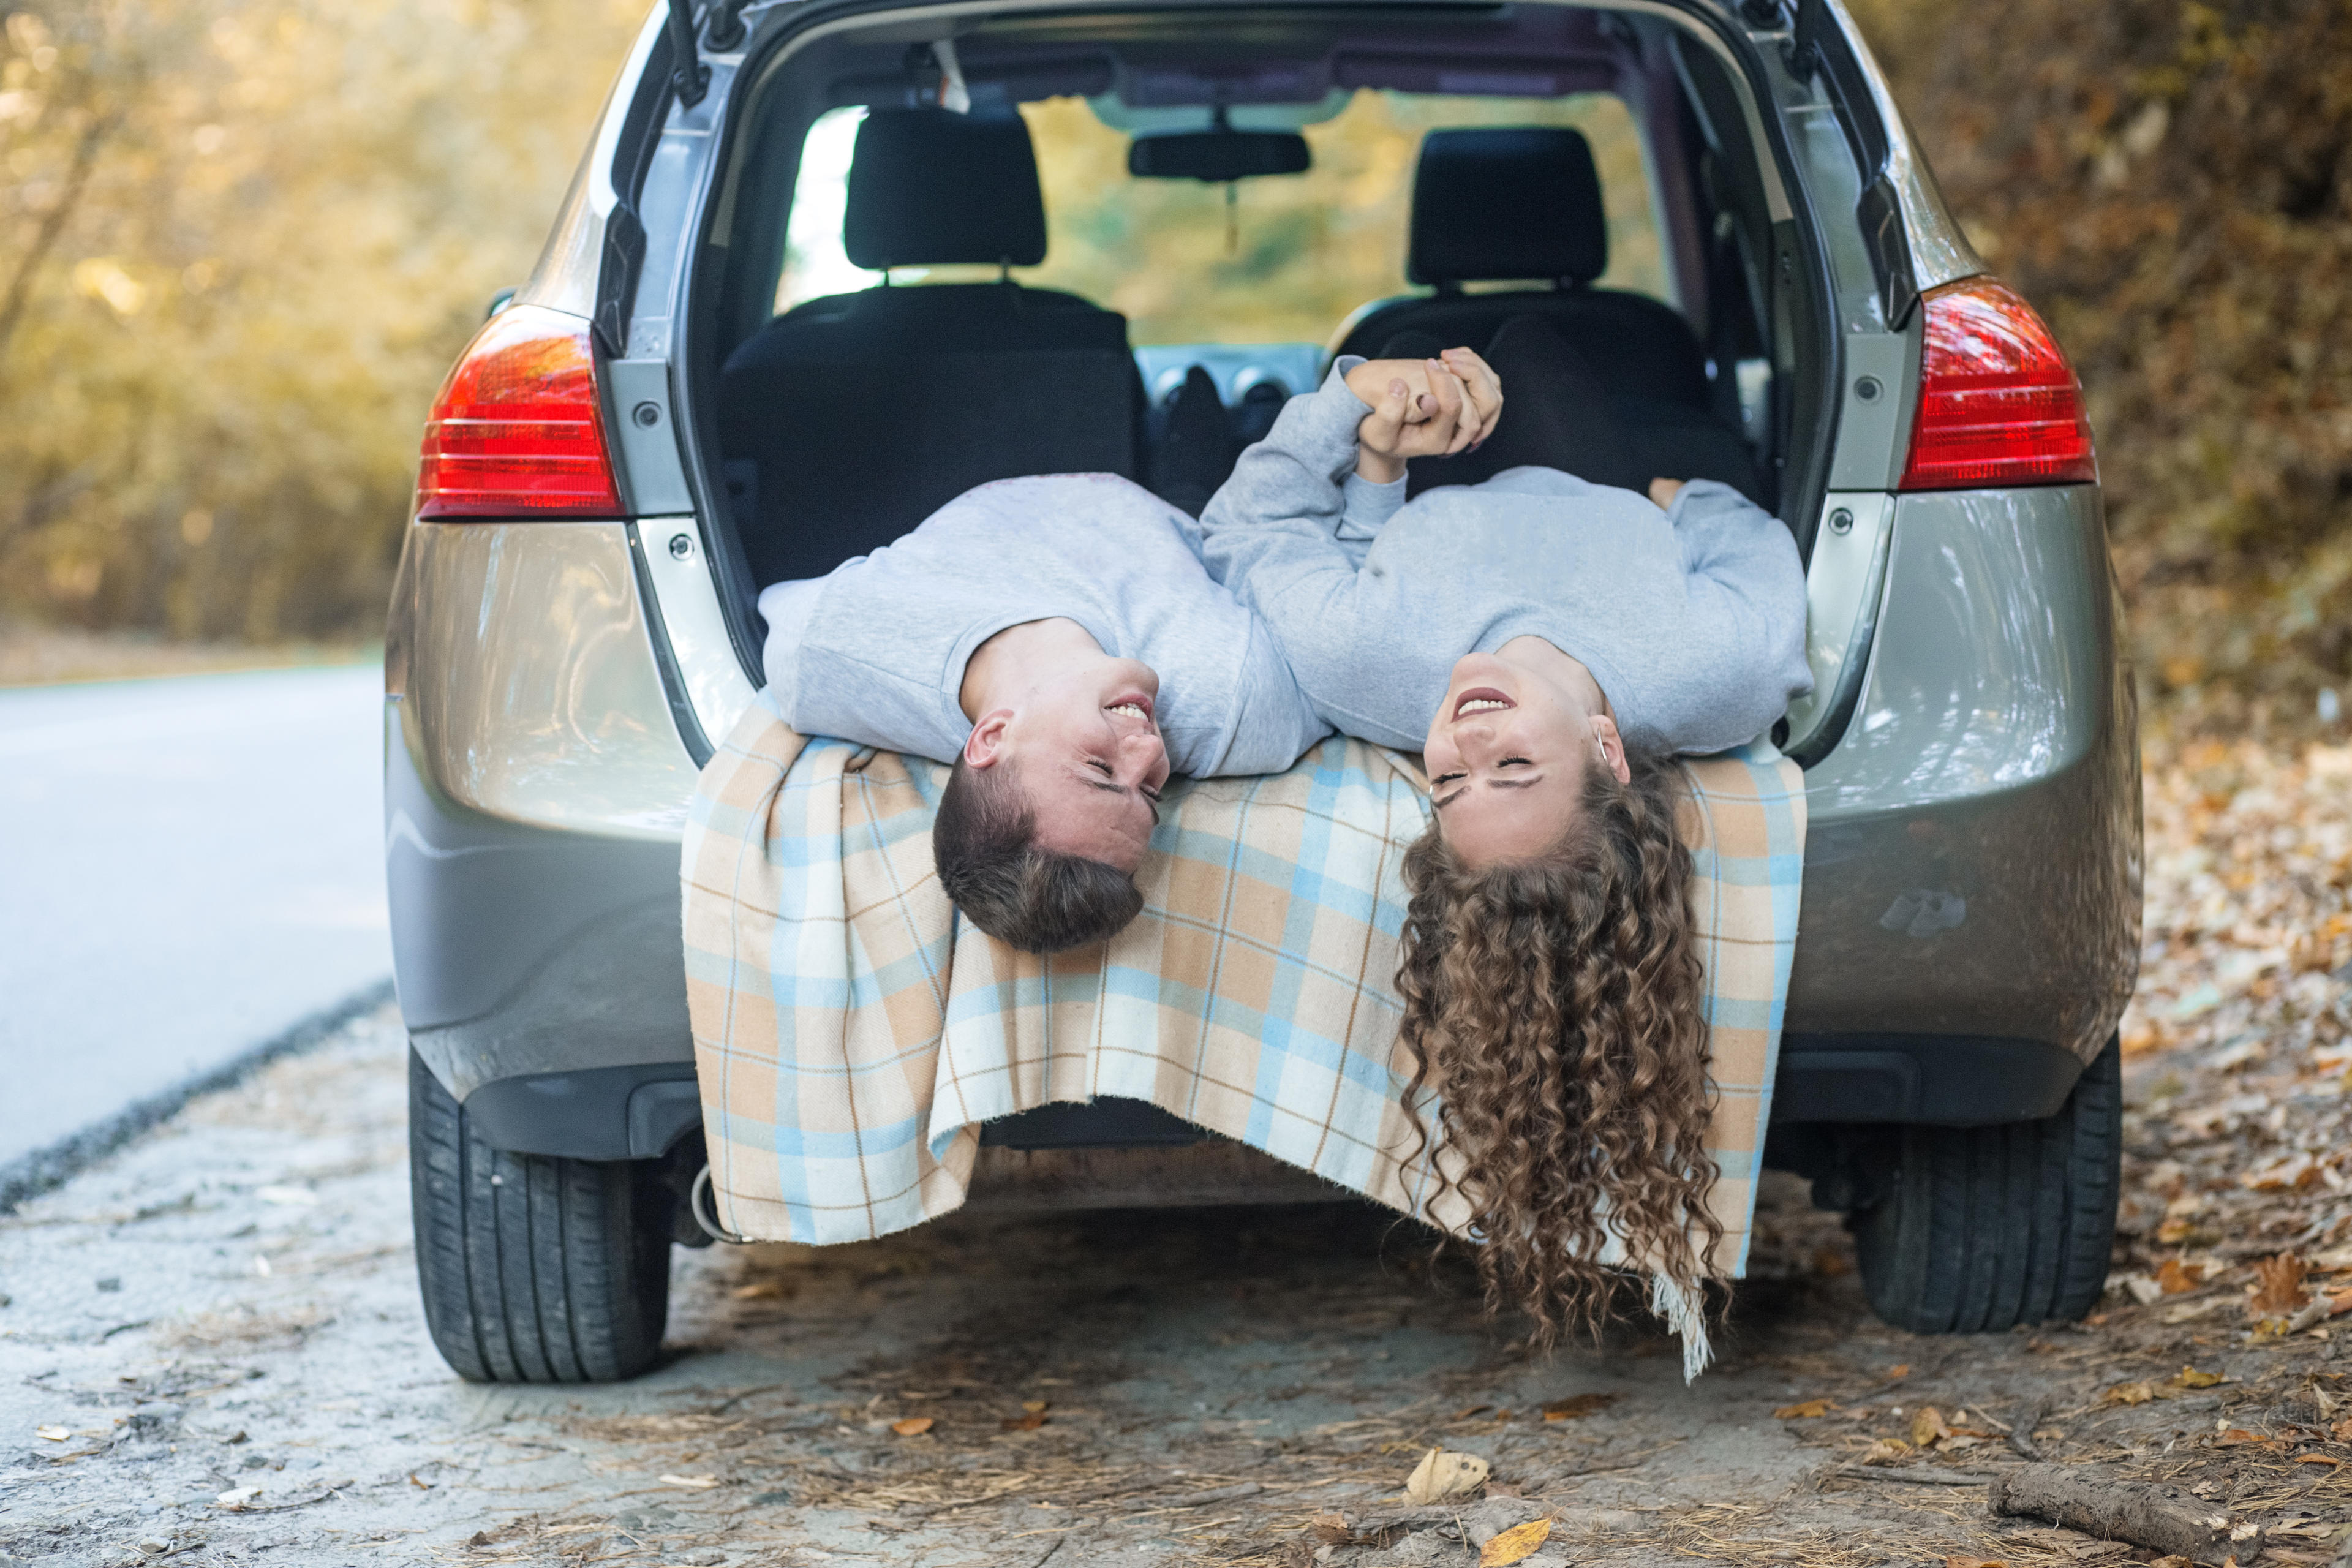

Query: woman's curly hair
[[1395, 743, 1722, 1346]]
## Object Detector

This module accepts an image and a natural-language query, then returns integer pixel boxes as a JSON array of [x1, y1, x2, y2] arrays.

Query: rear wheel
[[1851, 1034, 2120, 1334], [407, 1049, 674, 1382]]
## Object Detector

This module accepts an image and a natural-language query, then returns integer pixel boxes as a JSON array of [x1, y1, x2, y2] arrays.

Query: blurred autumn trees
[[1855, 0, 2352, 725], [6, 0, 2349, 680], [0, 0, 641, 641]]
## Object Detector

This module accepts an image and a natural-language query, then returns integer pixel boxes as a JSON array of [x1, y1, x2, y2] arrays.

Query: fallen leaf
[[1860, 1438, 1912, 1464], [1480, 1519, 1553, 1567], [1540, 1393, 1618, 1421], [214, 1486, 262, 1508], [34, 1426, 69, 1442], [658, 1474, 720, 1487], [2215, 1428, 2266, 1444], [889, 1417, 935, 1436], [2121, 1273, 2163, 1305], [730, 1280, 787, 1300], [1403, 1447, 1490, 1504], [1885, 1363, 1910, 1380], [2171, 1365, 2226, 1389], [1945, 1558, 2008, 1568], [1000, 1413, 1046, 1431], [2105, 1381, 2157, 1406], [2241, 1155, 2320, 1192], [2250, 1254, 2312, 1316], [1021, 1400, 1049, 1414], [1911, 1406, 1953, 1447], [1773, 1399, 1835, 1419], [408, 1472, 431, 1489], [2293, 1454, 2342, 1467], [1813, 1246, 1852, 1277], [2157, 1257, 2206, 1294], [1309, 1511, 1354, 1546]]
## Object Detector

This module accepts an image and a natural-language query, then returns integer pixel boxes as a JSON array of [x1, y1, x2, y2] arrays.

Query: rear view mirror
[[1128, 130, 1310, 182]]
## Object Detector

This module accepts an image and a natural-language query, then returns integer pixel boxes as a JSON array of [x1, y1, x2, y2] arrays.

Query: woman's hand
[[1345, 350, 1505, 483], [1648, 477, 1687, 510]]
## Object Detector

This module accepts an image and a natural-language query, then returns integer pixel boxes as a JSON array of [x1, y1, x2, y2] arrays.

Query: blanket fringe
[[1650, 1272, 1713, 1383]]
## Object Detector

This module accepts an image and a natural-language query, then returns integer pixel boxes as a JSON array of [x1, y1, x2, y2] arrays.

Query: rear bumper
[[389, 485, 2138, 1159], [1775, 484, 2141, 1119]]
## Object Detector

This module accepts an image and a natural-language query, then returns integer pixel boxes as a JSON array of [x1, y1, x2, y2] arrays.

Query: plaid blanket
[[682, 692, 1805, 1374]]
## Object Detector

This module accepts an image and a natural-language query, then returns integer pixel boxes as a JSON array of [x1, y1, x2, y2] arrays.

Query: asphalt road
[[0, 665, 389, 1170]]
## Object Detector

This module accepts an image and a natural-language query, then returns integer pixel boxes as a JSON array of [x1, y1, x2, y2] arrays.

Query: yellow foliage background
[[6, 0, 2350, 706], [0, 0, 645, 641]]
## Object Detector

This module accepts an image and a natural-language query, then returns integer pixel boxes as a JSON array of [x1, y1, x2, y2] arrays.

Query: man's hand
[[1344, 350, 1504, 484], [1648, 477, 1687, 510]]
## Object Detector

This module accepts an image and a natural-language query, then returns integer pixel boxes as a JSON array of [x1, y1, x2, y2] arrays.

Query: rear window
[[777, 90, 1671, 345]]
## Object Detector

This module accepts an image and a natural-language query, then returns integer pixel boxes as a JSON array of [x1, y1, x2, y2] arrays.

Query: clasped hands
[[1342, 349, 1502, 486], [1341, 347, 1688, 511]]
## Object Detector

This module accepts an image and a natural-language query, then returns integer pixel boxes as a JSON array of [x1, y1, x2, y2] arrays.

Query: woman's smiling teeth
[[1457, 698, 1510, 716], [1106, 702, 1149, 720]]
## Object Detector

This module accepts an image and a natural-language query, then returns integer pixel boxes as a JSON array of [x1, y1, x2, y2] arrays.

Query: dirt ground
[[4, 738, 2350, 1568]]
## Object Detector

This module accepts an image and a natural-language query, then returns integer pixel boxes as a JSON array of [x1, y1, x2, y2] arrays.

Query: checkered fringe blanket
[[682, 692, 1806, 1377]]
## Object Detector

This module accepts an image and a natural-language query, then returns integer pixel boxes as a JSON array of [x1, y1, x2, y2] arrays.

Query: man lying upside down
[[756, 472, 1329, 953]]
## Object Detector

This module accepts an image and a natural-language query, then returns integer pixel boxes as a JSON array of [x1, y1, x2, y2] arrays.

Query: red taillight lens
[[1899, 277, 2097, 491], [415, 304, 622, 519]]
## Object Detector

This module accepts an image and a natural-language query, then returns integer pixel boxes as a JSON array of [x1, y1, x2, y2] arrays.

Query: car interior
[[688, 2, 1815, 624]]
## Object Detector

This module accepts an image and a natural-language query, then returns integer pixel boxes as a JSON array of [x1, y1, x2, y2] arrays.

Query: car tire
[[1850, 1033, 2120, 1335], [407, 1048, 673, 1382]]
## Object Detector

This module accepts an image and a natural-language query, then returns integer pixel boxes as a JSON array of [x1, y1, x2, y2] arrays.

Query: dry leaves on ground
[[1479, 1519, 1552, 1566], [2109, 737, 2352, 1326], [1539, 1393, 1617, 1422], [1403, 1447, 1489, 1504]]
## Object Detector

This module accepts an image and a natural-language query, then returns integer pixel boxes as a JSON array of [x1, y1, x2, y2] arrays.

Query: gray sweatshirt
[[1197, 364, 1812, 754], [757, 472, 1327, 776]]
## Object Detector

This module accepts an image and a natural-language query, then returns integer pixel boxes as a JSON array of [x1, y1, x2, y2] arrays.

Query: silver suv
[[386, 0, 2139, 1383]]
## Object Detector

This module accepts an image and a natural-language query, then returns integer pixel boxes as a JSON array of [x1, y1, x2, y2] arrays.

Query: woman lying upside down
[[1199, 320, 1811, 1341]]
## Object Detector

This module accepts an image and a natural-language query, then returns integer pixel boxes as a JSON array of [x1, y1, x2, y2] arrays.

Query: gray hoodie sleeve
[[1657, 479, 1814, 748], [1196, 363, 1391, 719]]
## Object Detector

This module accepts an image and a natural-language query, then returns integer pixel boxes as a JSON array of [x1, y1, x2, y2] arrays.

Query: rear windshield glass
[[777, 90, 1670, 345]]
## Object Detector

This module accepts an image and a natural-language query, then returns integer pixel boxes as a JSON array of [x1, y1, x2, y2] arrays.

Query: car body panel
[[1789, 484, 2140, 1062]]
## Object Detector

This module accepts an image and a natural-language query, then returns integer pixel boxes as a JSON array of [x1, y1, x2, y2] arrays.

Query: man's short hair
[[932, 755, 1145, 952]]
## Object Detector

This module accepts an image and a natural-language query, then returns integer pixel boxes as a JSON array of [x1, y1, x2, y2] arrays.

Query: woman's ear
[[1591, 714, 1632, 785], [964, 708, 1014, 769]]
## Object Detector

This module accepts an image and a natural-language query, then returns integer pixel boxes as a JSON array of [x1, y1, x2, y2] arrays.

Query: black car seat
[[1332, 127, 1764, 503], [719, 108, 1145, 587]]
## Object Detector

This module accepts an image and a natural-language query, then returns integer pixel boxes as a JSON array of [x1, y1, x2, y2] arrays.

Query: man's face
[[971, 655, 1170, 873], [1422, 652, 1623, 866]]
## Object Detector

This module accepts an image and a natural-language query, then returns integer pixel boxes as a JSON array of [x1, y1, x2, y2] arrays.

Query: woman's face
[[1422, 649, 1629, 865]]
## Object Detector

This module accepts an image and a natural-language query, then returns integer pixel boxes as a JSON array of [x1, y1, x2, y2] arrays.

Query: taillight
[[1899, 277, 2097, 491], [415, 304, 622, 519]]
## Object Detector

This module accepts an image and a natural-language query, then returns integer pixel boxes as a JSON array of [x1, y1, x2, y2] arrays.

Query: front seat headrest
[[844, 108, 1049, 271], [1407, 127, 1607, 288]]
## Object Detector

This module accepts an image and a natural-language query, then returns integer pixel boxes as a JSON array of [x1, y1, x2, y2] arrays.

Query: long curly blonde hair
[[1395, 745, 1722, 1345]]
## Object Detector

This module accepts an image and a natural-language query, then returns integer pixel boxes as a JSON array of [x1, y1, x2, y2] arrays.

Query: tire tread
[[407, 1050, 670, 1383], [1853, 1035, 2120, 1335]]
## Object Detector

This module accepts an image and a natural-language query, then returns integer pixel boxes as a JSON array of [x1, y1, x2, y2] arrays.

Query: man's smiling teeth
[[1106, 703, 1148, 720], [1457, 698, 1509, 715]]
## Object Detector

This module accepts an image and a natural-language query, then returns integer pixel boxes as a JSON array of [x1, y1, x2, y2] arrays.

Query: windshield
[[777, 89, 1672, 345]]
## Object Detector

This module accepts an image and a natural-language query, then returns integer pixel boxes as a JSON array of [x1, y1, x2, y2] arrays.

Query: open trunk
[[668, 0, 1853, 706]]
